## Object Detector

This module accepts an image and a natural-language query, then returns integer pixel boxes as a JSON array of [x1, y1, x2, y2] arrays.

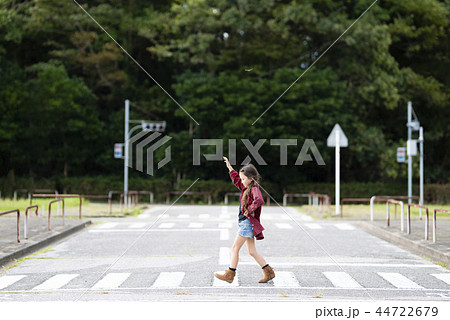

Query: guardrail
[[433, 208, 450, 243], [386, 199, 405, 231], [407, 203, 429, 240], [0, 209, 21, 243], [48, 199, 65, 231], [166, 191, 212, 205], [31, 194, 82, 219], [370, 196, 419, 221], [24, 205, 39, 239], [283, 193, 311, 206], [309, 192, 330, 210]]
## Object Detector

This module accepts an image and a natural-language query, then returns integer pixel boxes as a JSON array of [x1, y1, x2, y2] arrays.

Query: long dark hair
[[240, 164, 261, 211]]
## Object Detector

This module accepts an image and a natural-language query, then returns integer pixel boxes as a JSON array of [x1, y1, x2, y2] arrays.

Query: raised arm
[[229, 169, 245, 191]]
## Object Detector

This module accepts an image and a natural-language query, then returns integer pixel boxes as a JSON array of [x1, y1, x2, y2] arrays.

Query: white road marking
[[92, 273, 131, 289], [128, 223, 146, 229], [305, 223, 322, 230], [158, 223, 175, 229], [89, 229, 222, 233], [272, 271, 300, 287], [33, 274, 79, 290], [431, 274, 450, 285], [219, 247, 230, 265], [152, 272, 185, 288], [300, 215, 314, 221], [188, 222, 204, 228], [220, 214, 231, 219], [0, 275, 26, 289], [213, 271, 239, 287], [178, 214, 190, 218], [198, 214, 210, 219], [378, 272, 424, 289], [275, 223, 293, 229], [97, 223, 118, 229], [218, 222, 232, 228], [220, 229, 230, 241], [221, 206, 228, 214], [323, 272, 363, 288], [334, 223, 355, 230]]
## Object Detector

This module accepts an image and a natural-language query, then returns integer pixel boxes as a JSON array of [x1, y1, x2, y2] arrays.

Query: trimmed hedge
[[0, 175, 449, 204]]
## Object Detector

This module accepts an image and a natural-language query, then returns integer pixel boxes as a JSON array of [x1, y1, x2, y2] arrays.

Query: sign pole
[[124, 99, 129, 207], [327, 123, 348, 216], [335, 128, 340, 216], [407, 101, 412, 204]]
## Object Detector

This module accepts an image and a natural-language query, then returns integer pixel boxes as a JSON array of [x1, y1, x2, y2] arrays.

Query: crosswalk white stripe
[[218, 222, 232, 228], [198, 214, 210, 219], [220, 229, 229, 240], [152, 272, 185, 288], [221, 206, 228, 214], [92, 273, 131, 289], [128, 223, 146, 229], [33, 274, 79, 290], [305, 223, 322, 230], [158, 223, 175, 228], [272, 271, 300, 287], [431, 274, 450, 285], [334, 223, 355, 230], [188, 222, 204, 228], [177, 214, 190, 218], [219, 214, 231, 219], [378, 272, 424, 289], [323, 272, 362, 288], [219, 247, 230, 265], [0, 275, 26, 289], [213, 271, 239, 287], [97, 223, 118, 229], [300, 215, 314, 221], [275, 223, 293, 229]]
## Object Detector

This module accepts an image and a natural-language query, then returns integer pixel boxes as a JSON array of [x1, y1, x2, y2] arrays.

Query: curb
[[357, 221, 450, 266], [0, 220, 92, 267]]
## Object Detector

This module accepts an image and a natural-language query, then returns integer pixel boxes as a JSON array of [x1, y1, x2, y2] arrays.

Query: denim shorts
[[238, 218, 254, 239]]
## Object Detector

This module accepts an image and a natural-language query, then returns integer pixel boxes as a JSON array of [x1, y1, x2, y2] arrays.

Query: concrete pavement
[[0, 215, 91, 267], [0, 205, 449, 301]]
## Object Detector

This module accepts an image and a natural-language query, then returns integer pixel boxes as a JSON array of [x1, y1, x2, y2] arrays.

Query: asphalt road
[[0, 205, 449, 302]]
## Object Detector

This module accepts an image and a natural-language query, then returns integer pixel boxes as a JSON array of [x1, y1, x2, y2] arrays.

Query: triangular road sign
[[327, 123, 348, 147]]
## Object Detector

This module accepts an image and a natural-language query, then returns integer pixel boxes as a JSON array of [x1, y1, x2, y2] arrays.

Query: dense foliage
[[1, 0, 449, 188]]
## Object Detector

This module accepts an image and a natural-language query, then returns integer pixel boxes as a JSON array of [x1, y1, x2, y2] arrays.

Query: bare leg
[[246, 237, 267, 267], [230, 234, 248, 269]]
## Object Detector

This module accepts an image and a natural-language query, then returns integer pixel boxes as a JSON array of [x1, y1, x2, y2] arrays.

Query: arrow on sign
[[327, 124, 348, 147]]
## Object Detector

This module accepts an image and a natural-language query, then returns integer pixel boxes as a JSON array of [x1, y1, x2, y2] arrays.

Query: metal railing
[[433, 208, 450, 243], [48, 199, 65, 231], [31, 194, 82, 219], [370, 196, 419, 221], [24, 205, 39, 239], [309, 192, 330, 210], [224, 192, 240, 205], [0, 209, 20, 243], [386, 199, 405, 231], [283, 193, 312, 206], [407, 203, 429, 240]]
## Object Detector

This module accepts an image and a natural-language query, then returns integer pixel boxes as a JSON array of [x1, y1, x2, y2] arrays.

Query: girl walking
[[214, 157, 275, 283]]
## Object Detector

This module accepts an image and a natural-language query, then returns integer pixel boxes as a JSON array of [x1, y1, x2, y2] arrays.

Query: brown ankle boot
[[258, 265, 275, 283], [214, 269, 236, 283]]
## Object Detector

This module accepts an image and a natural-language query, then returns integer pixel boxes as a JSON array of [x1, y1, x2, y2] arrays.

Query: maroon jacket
[[229, 169, 265, 240]]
